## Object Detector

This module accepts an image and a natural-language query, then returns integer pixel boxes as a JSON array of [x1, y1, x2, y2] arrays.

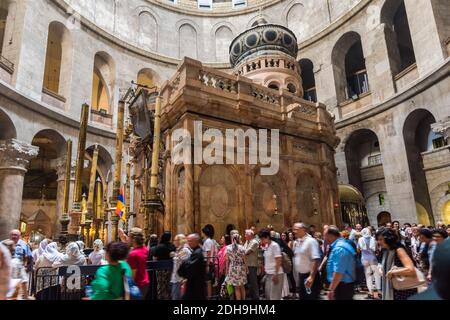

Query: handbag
[[281, 252, 292, 274], [122, 269, 143, 300], [390, 266, 426, 290]]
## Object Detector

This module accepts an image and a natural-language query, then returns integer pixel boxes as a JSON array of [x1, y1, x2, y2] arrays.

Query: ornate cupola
[[229, 20, 302, 97]]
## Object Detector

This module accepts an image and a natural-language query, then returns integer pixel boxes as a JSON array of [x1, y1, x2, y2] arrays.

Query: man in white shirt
[[244, 229, 260, 300], [259, 228, 283, 300], [293, 223, 322, 300], [0, 241, 12, 300]]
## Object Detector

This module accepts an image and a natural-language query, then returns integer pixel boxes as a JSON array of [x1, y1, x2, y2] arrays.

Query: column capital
[[0, 139, 39, 172], [432, 116, 450, 144], [53, 156, 77, 181]]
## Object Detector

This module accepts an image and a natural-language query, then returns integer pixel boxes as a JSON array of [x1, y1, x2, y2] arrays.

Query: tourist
[[90, 242, 132, 300], [385, 222, 392, 229], [35, 242, 62, 268], [287, 232, 295, 250], [202, 224, 217, 298], [410, 226, 421, 263], [217, 235, 230, 291], [358, 228, 381, 299], [178, 234, 207, 300], [0, 241, 11, 300], [259, 228, 284, 300], [377, 228, 417, 300], [325, 226, 356, 300], [417, 228, 433, 278], [225, 233, 247, 300], [88, 239, 106, 265], [292, 223, 322, 300], [427, 238, 450, 299], [8, 230, 32, 300], [243, 229, 260, 300], [76, 240, 86, 256], [270, 230, 293, 298], [53, 242, 86, 267], [170, 234, 192, 300], [427, 229, 448, 282], [148, 234, 159, 248], [127, 228, 149, 297], [32, 239, 48, 267], [151, 231, 176, 300]]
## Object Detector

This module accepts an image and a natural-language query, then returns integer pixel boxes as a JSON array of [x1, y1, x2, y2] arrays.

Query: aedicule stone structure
[[134, 22, 342, 237]]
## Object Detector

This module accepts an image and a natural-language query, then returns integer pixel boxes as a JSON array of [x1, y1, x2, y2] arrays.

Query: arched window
[[332, 32, 369, 103], [299, 59, 316, 102], [268, 82, 279, 91], [42, 22, 72, 97], [137, 68, 159, 88], [91, 52, 114, 114], [382, 0, 416, 76]]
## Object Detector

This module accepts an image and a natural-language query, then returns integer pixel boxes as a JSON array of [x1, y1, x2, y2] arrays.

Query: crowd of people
[[0, 220, 449, 301]]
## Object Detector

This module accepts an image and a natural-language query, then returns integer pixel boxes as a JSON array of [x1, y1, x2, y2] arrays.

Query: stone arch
[[377, 211, 392, 227], [247, 14, 271, 29], [214, 25, 233, 62], [92, 51, 115, 114], [285, 2, 304, 38], [0, 107, 16, 140], [253, 167, 289, 231], [137, 11, 158, 52], [331, 31, 369, 103], [431, 183, 450, 224], [299, 58, 317, 102], [42, 21, 72, 99], [344, 128, 382, 193], [23, 129, 66, 203], [178, 22, 198, 59], [339, 183, 370, 227], [380, 0, 416, 76], [296, 169, 321, 223], [403, 109, 438, 225], [85, 144, 113, 185], [137, 68, 160, 88]]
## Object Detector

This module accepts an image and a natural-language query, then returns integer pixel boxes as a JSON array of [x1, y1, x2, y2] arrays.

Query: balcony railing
[[368, 154, 382, 166]]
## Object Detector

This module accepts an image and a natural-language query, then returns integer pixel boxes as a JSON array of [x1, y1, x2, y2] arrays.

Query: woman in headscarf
[[32, 239, 49, 268], [53, 242, 87, 267], [34, 242, 63, 300], [76, 241, 86, 256], [150, 232, 176, 300], [88, 239, 106, 266], [35, 242, 62, 269], [358, 228, 381, 299]]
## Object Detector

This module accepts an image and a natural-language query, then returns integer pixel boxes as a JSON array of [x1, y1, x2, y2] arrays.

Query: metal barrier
[[32, 266, 101, 300], [30, 257, 222, 300]]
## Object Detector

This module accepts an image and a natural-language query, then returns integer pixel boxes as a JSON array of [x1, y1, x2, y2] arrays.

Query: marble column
[[0, 139, 38, 240]]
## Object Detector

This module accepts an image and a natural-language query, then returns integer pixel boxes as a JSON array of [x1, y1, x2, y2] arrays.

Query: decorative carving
[[252, 87, 279, 105], [0, 139, 39, 170], [287, 103, 317, 119], [199, 70, 237, 93]]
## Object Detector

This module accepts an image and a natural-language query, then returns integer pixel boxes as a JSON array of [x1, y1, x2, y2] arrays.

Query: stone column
[[54, 157, 75, 237], [184, 163, 194, 235], [0, 139, 38, 240]]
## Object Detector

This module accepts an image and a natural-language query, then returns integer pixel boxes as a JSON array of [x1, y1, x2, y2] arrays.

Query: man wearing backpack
[[293, 223, 322, 300]]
